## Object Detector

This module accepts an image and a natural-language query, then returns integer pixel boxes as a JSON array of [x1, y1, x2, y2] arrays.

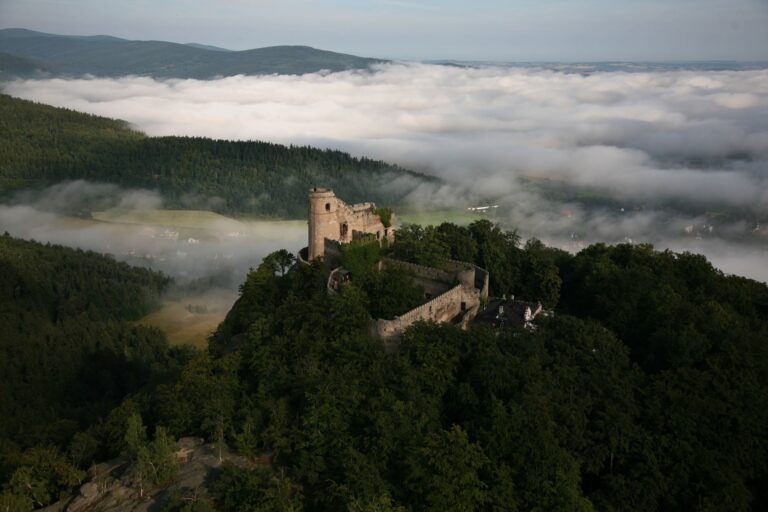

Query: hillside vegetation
[[0, 94, 429, 217], [178, 223, 768, 511], [0, 51, 51, 80], [0, 28, 386, 79], [0, 234, 186, 507], [1, 219, 766, 510]]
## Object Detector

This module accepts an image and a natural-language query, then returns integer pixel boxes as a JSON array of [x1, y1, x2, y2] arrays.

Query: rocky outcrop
[[41, 437, 253, 512]]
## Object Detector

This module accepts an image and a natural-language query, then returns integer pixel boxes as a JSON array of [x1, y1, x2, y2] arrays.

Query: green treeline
[[0, 94, 431, 217], [0, 234, 181, 506]]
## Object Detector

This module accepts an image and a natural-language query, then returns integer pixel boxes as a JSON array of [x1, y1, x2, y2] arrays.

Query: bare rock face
[[176, 436, 205, 450], [79, 482, 100, 498]]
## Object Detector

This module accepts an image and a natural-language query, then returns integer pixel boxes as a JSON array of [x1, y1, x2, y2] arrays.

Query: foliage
[[124, 414, 179, 495], [388, 219, 563, 305], [262, 250, 297, 276], [340, 239, 381, 279], [0, 234, 200, 511], [389, 224, 449, 267], [5, 446, 84, 508], [373, 207, 393, 228], [209, 464, 302, 512], [0, 94, 433, 217], [161, 488, 217, 512], [406, 425, 489, 511], [0, 489, 33, 512], [3, 228, 768, 510], [184, 241, 768, 511], [0, 233, 173, 491], [355, 265, 425, 320]]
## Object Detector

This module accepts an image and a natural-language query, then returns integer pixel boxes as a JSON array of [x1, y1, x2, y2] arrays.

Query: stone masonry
[[307, 187, 396, 261], [299, 188, 488, 340]]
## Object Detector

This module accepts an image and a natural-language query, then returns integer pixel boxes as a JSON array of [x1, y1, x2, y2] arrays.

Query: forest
[[0, 94, 430, 217], [0, 234, 188, 507], [2, 218, 767, 511]]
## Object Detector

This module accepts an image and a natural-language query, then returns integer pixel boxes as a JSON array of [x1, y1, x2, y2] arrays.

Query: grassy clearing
[[137, 289, 237, 348], [91, 208, 242, 229]]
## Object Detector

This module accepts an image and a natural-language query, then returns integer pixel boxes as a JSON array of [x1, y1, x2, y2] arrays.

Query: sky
[[1, 0, 768, 61]]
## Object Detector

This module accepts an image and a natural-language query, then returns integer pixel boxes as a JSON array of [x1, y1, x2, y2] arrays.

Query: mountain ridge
[[0, 28, 387, 78]]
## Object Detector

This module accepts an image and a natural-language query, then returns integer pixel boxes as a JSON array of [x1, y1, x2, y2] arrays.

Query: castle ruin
[[304, 187, 396, 262], [298, 188, 488, 339]]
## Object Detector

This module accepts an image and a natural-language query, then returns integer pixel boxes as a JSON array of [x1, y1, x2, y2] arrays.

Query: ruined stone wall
[[303, 188, 489, 340], [381, 258, 457, 284], [323, 239, 343, 269], [308, 188, 394, 261], [476, 267, 490, 299], [375, 284, 466, 338], [372, 257, 489, 338]]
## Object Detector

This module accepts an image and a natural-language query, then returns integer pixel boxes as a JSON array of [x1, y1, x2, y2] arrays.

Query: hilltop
[[0, 94, 432, 217], [0, 28, 387, 79], [1, 222, 768, 510]]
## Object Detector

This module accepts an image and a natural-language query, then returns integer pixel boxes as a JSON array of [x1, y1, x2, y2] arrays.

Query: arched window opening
[[325, 203, 331, 211]]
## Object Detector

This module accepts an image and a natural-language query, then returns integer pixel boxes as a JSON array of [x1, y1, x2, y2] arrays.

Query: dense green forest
[[2, 221, 767, 510], [192, 221, 768, 511], [0, 51, 51, 80], [0, 234, 184, 508], [0, 94, 431, 217]]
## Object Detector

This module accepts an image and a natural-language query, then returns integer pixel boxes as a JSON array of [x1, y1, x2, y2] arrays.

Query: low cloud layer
[[0, 181, 307, 287], [3, 64, 768, 282], [6, 64, 768, 211]]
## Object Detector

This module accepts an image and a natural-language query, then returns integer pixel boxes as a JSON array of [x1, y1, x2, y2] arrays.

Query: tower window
[[325, 203, 331, 211]]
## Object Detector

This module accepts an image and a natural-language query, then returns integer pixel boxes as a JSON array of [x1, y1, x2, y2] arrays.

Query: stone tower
[[305, 187, 396, 263], [308, 187, 339, 261]]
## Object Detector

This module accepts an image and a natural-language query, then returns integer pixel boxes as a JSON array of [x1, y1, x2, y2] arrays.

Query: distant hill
[[0, 28, 386, 79], [0, 94, 432, 218], [184, 42, 231, 52], [0, 51, 52, 79]]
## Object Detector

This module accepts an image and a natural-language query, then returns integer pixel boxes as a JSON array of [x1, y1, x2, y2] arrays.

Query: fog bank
[[6, 64, 768, 212], [0, 181, 307, 288], [4, 63, 768, 282]]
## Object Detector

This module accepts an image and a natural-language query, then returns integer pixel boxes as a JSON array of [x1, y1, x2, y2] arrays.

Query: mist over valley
[[3, 62, 767, 284]]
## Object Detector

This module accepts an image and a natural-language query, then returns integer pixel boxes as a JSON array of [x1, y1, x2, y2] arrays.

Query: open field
[[91, 208, 308, 236], [91, 208, 242, 229], [137, 288, 238, 348]]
